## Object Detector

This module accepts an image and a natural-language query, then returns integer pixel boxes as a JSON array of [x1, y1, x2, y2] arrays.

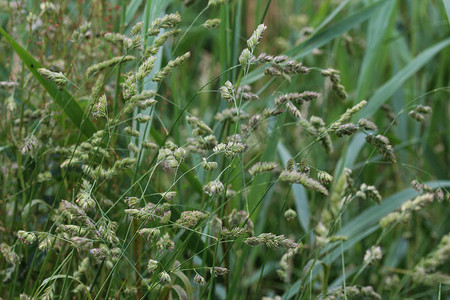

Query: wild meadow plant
[[0, 0, 449, 299]]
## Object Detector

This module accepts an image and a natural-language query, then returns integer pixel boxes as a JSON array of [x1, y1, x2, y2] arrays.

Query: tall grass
[[0, 0, 449, 299]]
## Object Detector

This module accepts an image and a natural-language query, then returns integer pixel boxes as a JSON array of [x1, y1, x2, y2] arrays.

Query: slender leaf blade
[[0, 27, 97, 137], [278, 142, 309, 232], [359, 37, 450, 119]]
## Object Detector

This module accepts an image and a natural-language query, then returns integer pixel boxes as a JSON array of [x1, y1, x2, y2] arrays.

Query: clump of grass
[[0, 1, 449, 299]]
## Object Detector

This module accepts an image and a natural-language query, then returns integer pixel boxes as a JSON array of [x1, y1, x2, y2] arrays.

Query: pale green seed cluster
[[321, 68, 348, 100], [256, 53, 309, 77], [37, 68, 68, 87], [138, 228, 161, 241], [219, 80, 236, 102], [157, 144, 186, 168], [330, 100, 367, 131], [245, 233, 298, 249], [147, 13, 181, 36], [317, 170, 333, 184], [220, 227, 250, 239], [366, 133, 396, 164], [323, 285, 381, 300], [412, 233, 450, 286], [279, 169, 328, 195], [277, 243, 302, 282], [284, 208, 297, 221], [152, 52, 191, 82], [335, 123, 358, 137], [203, 18, 222, 29], [0, 242, 20, 264], [17, 230, 37, 245], [176, 210, 208, 228], [202, 158, 218, 171], [203, 179, 224, 196], [358, 118, 378, 131], [86, 55, 135, 77], [363, 246, 383, 264], [248, 161, 278, 176], [409, 104, 432, 123], [75, 179, 95, 211], [380, 193, 435, 228], [247, 24, 267, 49], [92, 94, 107, 118], [356, 183, 382, 205], [311, 116, 334, 154], [213, 139, 246, 157]]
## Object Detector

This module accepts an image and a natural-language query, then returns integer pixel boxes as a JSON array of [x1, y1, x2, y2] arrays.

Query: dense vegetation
[[0, 0, 449, 299]]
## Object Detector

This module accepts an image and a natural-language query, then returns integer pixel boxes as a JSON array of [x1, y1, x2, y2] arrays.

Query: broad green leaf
[[0, 27, 97, 137], [248, 114, 286, 221], [125, 0, 145, 26], [359, 37, 450, 119], [355, 0, 396, 101], [333, 132, 366, 179], [244, 0, 389, 84], [278, 142, 310, 232], [443, 0, 450, 24]]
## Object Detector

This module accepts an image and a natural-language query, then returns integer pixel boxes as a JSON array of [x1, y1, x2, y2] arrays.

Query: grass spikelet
[[147, 12, 181, 36], [86, 55, 135, 77], [247, 24, 267, 49], [152, 52, 191, 82], [248, 161, 278, 176], [331, 100, 367, 130], [245, 233, 297, 249], [203, 18, 221, 29], [37, 68, 68, 87], [365, 134, 396, 164], [279, 170, 328, 195]]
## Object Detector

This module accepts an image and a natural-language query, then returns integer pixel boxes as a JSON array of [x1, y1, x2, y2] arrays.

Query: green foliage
[[0, 0, 449, 299]]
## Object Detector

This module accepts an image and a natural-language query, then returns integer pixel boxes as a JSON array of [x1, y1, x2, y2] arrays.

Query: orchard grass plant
[[0, 0, 449, 299]]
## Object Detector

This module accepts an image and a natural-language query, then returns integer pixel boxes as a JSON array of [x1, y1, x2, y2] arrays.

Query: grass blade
[[359, 37, 450, 119], [278, 142, 310, 232], [0, 27, 97, 137], [244, 0, 389, 84], [443, 0, 450, 24]]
